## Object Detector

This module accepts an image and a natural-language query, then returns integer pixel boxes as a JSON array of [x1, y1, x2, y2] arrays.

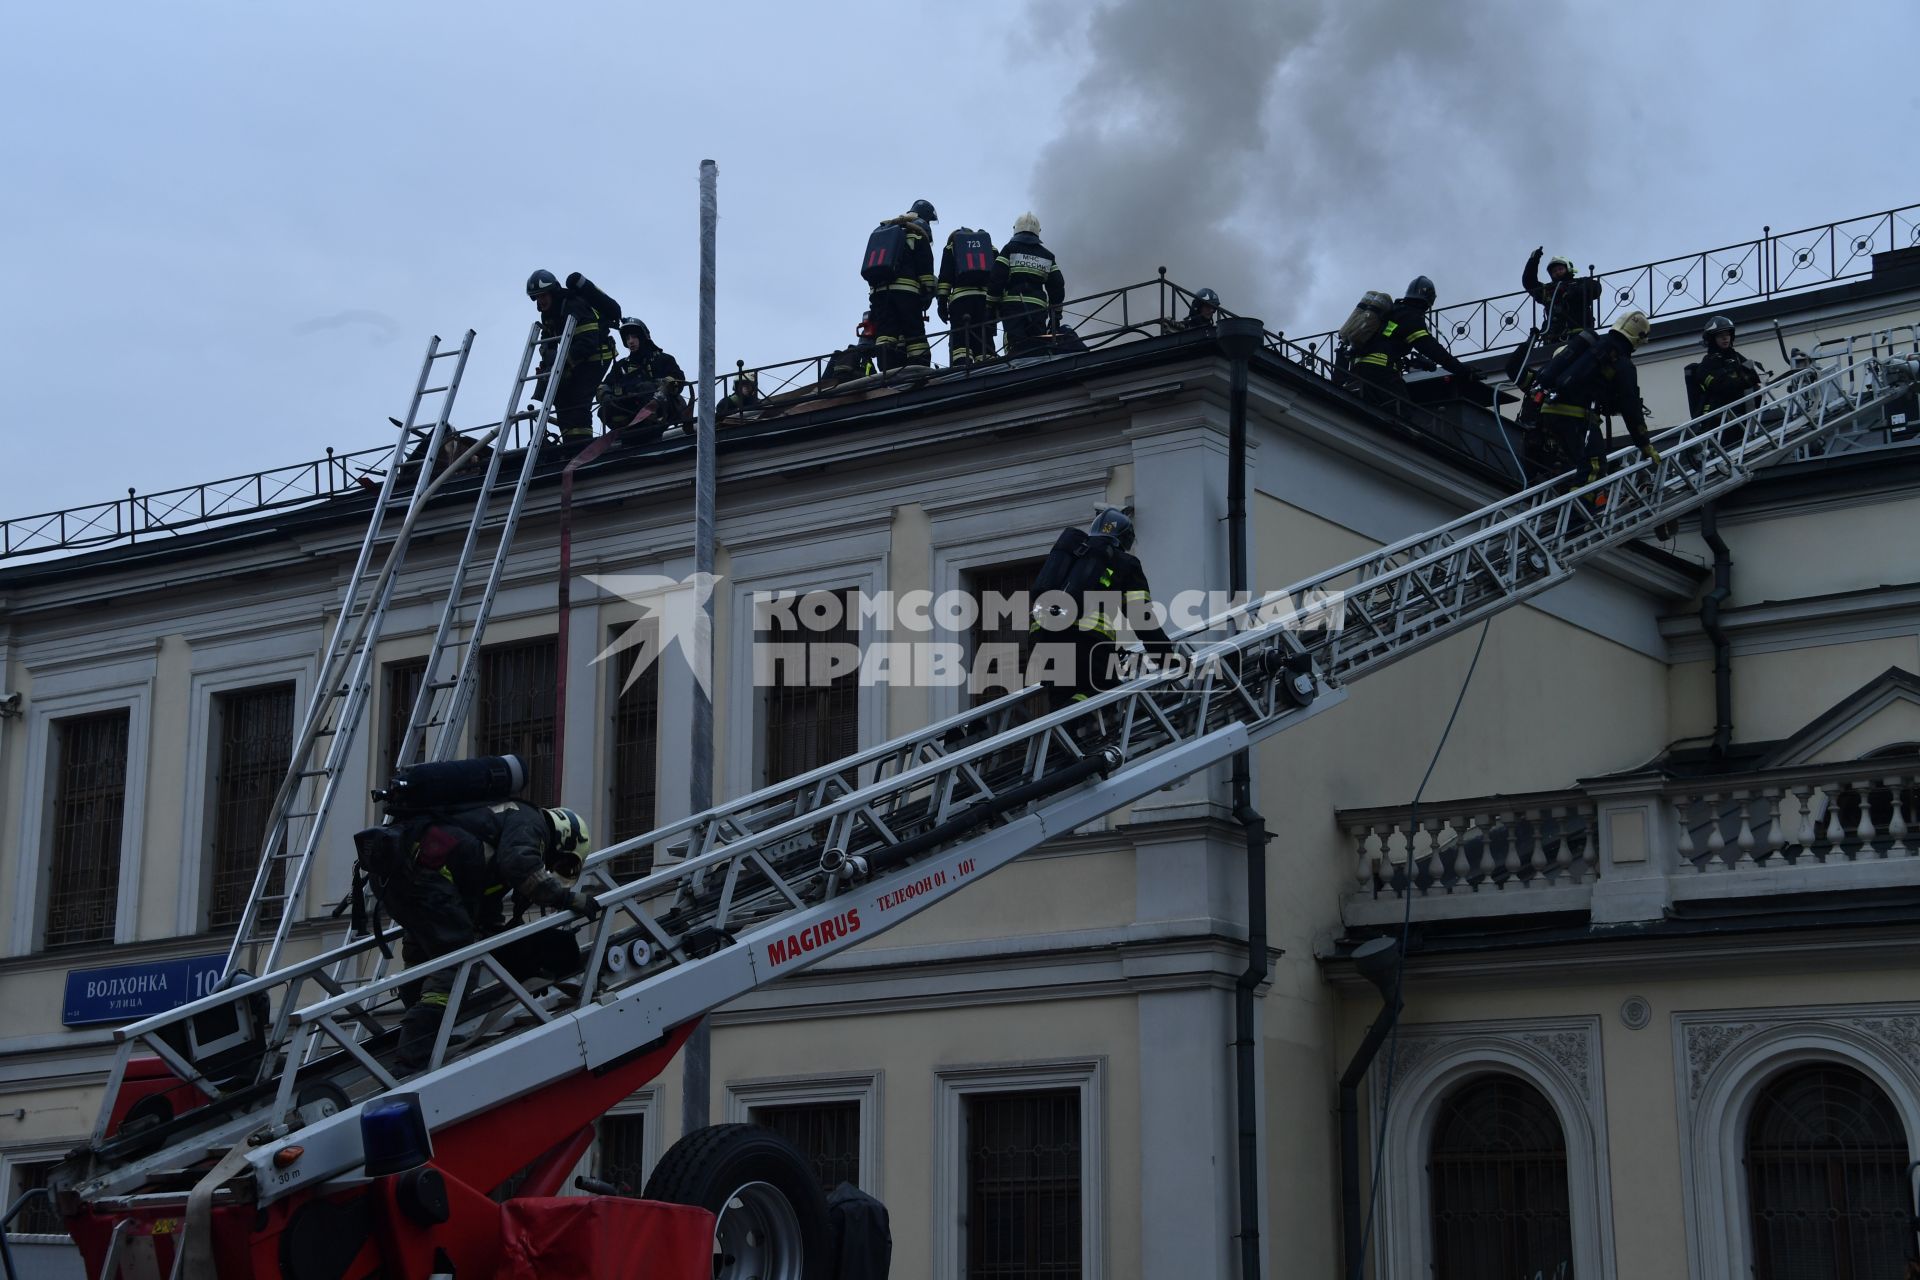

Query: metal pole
[[682, 158, 719, 1138]]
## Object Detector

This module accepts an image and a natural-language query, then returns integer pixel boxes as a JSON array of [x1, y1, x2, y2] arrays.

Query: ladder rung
[[295, 769, 329, 778], [426, 679, 459, 690], [421, 384, 450, 394], [283, 811, 319, 820], [431, 347, 466, 360]]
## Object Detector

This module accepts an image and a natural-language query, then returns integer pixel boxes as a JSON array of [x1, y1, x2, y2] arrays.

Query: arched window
[[1745, 1063, 1911, 1279], [1428, 1074, 1574, 1279]]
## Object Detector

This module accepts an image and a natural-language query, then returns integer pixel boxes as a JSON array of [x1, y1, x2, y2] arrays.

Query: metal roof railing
[[1294, 201, 1920, 363]]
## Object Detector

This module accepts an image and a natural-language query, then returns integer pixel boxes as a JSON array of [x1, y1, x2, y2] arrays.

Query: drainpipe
[[1216, 317, 1267, 1280], [1699, 502, 1733, 757], [1339, 936, 1406, 1280]]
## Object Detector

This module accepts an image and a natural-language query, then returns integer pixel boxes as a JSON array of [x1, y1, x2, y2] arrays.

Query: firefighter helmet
[[1702, 314, 1735, 348], [1192, 288, 1221, 311], [545, 807, 591, 860], [1405, 276, 1437, 308], [1014, 212, 1041, 237], [910, 199, 938, 223], [526, 269, 561, 299], [618, 316, 651, 339], [1089, 505, 1136, 552], [1612, 310, 1652, 348], [1547, 255, 1576, 278]]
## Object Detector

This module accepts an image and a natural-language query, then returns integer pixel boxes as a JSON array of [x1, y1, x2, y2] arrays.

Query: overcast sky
[[4, 1, 1918, 519]]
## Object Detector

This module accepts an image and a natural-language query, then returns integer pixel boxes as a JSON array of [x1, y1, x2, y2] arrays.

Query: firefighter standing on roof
[[596, 317, 687, 441], [861, 200, 938, 370], [527, 270, 619, 442], [938, 224, 999, 365], [1348, 275, 1477, 405], [1027, 507, 1174, 710], [356, 800, 601, 1069], [1505, 247, 1604, 380], [992, 213, 1066, 358]]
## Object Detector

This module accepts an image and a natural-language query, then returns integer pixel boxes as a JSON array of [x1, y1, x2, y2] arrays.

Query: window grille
[[964, 560, 1043, 709], [597, 1112, 648, 1195], [1746, 1063, 1911, 1279], [1427, 1074, 1573, 1280], [607, 635, 660, 878], [45, 709, 131, 948], [5, 1161, 67, 1237], [475, 639, 558, 808], [751, 1099, 861, 1195], [964, 1088, 1082, 1279], [382, 658, 427, 784], [206, 683, 295, 927], [761, 589, 859, 786]]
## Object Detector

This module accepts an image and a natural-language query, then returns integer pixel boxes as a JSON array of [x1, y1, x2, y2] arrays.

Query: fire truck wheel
[[644, 1123, 830, 1280]]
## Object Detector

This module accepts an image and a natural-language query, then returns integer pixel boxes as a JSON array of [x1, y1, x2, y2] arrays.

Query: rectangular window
[[751, 1099, 862, 1196], [475, 639, 558, 808], [964, 1088, 1083, 1279], [3, 1159, 67, 1237], [964, 560, 1043, 708], [206, 683, 295, 928], [761, 589, 859, 785], [44, 709, 131, 949], [607, 634, 660, 879], [383, 657, 428, 785], [596, 1112, 648, 1196]]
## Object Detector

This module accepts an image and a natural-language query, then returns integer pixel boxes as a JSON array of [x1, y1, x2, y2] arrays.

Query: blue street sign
[[62, 954, 225, 1027]]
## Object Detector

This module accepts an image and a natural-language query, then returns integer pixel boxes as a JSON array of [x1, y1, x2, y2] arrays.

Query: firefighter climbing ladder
[[220, 319, 577, 985], [73, 347, 1909, 1218]]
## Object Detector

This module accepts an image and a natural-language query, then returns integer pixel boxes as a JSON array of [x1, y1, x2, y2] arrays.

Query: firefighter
[[861, 200, 938, 370], [992, 213, 1067, 358], [596, 317, 687, 441], [1170, 287, 1221, 331], [1027, 506, 1174, 711], [937, 224, 999, 365], [715, 370, 760, 420], [1348, 276, 1478, 405], [1686, 315, 1765, 423], [527, 270, 619, 442], [1524, 310, 1658, 491], [355, 802, 601, 1069]]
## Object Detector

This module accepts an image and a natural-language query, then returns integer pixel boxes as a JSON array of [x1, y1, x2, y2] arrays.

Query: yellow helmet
[[1611, 310, 1651, 348]]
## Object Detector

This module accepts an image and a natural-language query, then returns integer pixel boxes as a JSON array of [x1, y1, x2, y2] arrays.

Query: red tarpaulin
[[498, 1197, 714, 1280]]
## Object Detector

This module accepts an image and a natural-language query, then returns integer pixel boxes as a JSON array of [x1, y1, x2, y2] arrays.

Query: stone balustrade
[[1337, 754, 1920, 927], [1341, 790, 1599, 925]]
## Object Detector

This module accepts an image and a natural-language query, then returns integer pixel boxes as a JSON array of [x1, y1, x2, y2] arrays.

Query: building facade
[[4, 237, 1920, 1278]]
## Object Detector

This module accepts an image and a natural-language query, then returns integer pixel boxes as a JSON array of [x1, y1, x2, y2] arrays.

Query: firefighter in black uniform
[[864, 200, 938, 370], [596, 317, 687, 440], [992, 213, 1067, 358], [1348, 276, 1477, 405], [937, 224, 999, 365], [356, 801, 600, 1069], [1524, 310, 1657, 490], [1505, 247, 1603, 380], [527, 270, 619, 442], [1169, 287, 1221, 332], [1686, 315, 1764, 424], [1027, 507, 1174, 710]]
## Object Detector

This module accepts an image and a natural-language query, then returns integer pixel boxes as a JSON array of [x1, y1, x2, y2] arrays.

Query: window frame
[[1372, 1018, 1613, 1280], [178, 660, 309, 935], [932, 1059, 1104, 1280], [1, 1147, 75, 1243], [473, 636, 561, 809], [725, 1070, 883, 1197], [590, 1087, 661, 1196], [10, 674, 153, 956], [1675, 1007, 1920, 1280], [726, 550, 886, 797], [605, 619, 663, 874]]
